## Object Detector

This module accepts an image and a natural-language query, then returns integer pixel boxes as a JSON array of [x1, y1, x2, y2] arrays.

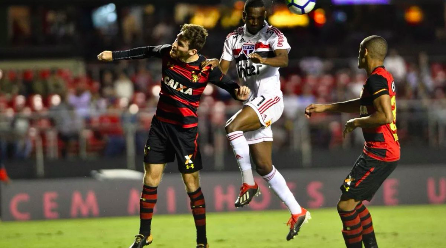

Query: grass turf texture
[[1, 205, 445, 248]]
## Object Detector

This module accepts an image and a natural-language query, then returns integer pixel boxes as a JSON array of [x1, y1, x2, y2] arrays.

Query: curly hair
[[180, 24, 208, 51]]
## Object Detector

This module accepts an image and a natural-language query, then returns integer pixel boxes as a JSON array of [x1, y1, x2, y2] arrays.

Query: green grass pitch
[[1, 205, 445, 248]]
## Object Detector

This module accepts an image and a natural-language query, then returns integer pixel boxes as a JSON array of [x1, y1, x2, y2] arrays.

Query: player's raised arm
[[248, 49, 288, 68], [97, 44, 171, 62], [207, 67, 249, 101]]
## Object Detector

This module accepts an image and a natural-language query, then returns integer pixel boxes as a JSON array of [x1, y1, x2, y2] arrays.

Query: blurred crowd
[[1, 2, 446, 162], [1, 49, 446, 161]]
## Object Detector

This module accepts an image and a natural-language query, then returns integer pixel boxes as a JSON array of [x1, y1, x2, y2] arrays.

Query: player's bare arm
[[305, 98, 361, 118], [248, 49, 288, 67], [343, 94, 393, 137]]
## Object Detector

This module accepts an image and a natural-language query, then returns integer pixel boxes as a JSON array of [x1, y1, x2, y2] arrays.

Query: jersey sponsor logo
[[185, 154, 194, 169], [237, 64, 263, 78], [239, 38, 245, 43], [242, 43, 255, 55], [163, 76, 193, 95]]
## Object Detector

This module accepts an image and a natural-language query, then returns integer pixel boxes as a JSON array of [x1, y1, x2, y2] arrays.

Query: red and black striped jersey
[[359, 66, 400, 162], [113, 44, 240, 128]]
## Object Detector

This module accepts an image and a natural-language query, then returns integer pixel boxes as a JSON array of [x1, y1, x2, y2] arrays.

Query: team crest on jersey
[[242, 43, 255, 55], [191, 73, 200, 83]]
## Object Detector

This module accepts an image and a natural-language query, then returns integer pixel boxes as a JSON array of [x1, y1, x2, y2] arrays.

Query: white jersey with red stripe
[[221, 22, 291, 100]]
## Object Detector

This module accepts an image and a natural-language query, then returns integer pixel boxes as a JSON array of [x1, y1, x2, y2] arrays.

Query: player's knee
[[255, 162, 272, 176], [337, 199, 357, 211], [144, 171, 162, 187], [184, 179, 200, 192]]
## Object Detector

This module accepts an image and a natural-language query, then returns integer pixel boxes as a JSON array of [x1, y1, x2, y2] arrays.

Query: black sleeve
[[207, 67, 241, 101], [365, 74, 389, 100], [112, 44, 171, 61]]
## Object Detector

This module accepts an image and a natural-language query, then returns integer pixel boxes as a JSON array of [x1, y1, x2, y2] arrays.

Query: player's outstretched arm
[[305, 98, 361, 118], [98, 45, 170, 62], [97, 51, 113, 62], [248, 49, 288, 68]]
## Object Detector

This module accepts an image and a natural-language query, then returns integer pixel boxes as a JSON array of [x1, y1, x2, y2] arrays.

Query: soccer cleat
[[196, 244, 209, 248], [129, 234, 153, 248], [234, 183, 260, 208], [286, 208, 311, 241]]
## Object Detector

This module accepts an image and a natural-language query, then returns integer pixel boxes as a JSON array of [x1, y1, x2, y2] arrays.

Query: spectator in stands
[[11, 97, 32, 159], [68, 77, 91, 118], [384, 49, 406, 84], [0, 70, 18, 98], [114, 70, 134, 100], [32, 69, 50, 97], [49, 94, 82, 158], [47, 69, 67, 96], [134, 63, 153, 94]]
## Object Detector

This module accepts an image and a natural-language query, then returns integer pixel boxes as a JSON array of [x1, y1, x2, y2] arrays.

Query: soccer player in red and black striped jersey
[[305, 35, 400, 248], [98, 24, 250, 248]]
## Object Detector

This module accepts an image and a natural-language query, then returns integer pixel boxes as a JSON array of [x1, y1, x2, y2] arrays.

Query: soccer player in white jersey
[[205, 0, 310, 240]]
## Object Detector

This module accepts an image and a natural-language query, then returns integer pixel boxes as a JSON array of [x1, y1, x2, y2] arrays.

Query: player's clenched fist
[[235, 86, 250, 101], [97, 51, 113, 61], [304, 104, 327, 118]]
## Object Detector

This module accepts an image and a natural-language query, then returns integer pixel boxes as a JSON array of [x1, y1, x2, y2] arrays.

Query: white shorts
[[227, 95, 284, 145]]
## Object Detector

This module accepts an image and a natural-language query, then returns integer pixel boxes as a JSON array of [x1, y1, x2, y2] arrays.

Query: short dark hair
[[180, 24, 208, 51], [363, 35, 388, 61], [244, 0, 265, 11]]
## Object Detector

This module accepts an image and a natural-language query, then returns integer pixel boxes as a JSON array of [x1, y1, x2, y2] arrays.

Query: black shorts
[[143, 116, 202, 173], [340, 153, 398, 201]]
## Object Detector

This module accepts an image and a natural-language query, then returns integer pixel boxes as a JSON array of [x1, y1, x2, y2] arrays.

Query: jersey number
[[257, 96, 266, 106], [390, 95, 398, 141]]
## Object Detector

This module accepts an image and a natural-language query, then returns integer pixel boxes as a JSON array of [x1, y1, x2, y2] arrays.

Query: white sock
[[263, 166, 302, 214], [227, 131, 255, 185]]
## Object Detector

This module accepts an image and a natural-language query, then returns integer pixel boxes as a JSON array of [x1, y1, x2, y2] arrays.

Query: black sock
[[139, 185, 157, 237], [188, 187, 207, 245], [338, 208, 363, 248]]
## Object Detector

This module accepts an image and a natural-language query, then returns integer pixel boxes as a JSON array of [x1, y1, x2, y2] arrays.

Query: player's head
[[358, 35, 388, 69], [170, 24, 208, 60], [243, 0, 266, 34]]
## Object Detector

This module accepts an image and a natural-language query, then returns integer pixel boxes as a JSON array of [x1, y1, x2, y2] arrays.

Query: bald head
[[362, 35, 388, 61]]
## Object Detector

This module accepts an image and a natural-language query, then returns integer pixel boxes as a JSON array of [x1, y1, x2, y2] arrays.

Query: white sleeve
[[269, 28, 291, 53], [220, 36, 234, 61]]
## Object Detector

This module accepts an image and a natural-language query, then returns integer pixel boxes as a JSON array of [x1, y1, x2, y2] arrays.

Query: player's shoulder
[[366, 72, 388, 88], [225, 26, 244, 40], [370, 66, 393, 82], [265, 25, 285, 38]]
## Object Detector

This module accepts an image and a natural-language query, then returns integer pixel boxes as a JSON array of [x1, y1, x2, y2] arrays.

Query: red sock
[[338, 208, 363, 248], [188, 187, 207, 245], [356, 203, 377, 248], [139, 185, 157, 236]]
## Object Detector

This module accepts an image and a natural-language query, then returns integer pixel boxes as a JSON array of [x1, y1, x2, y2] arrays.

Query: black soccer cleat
[[286, 208, 311, 241], [196, 244, 209, 248], [129, 234, 153, 248], [234, 183, 260, 208]]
